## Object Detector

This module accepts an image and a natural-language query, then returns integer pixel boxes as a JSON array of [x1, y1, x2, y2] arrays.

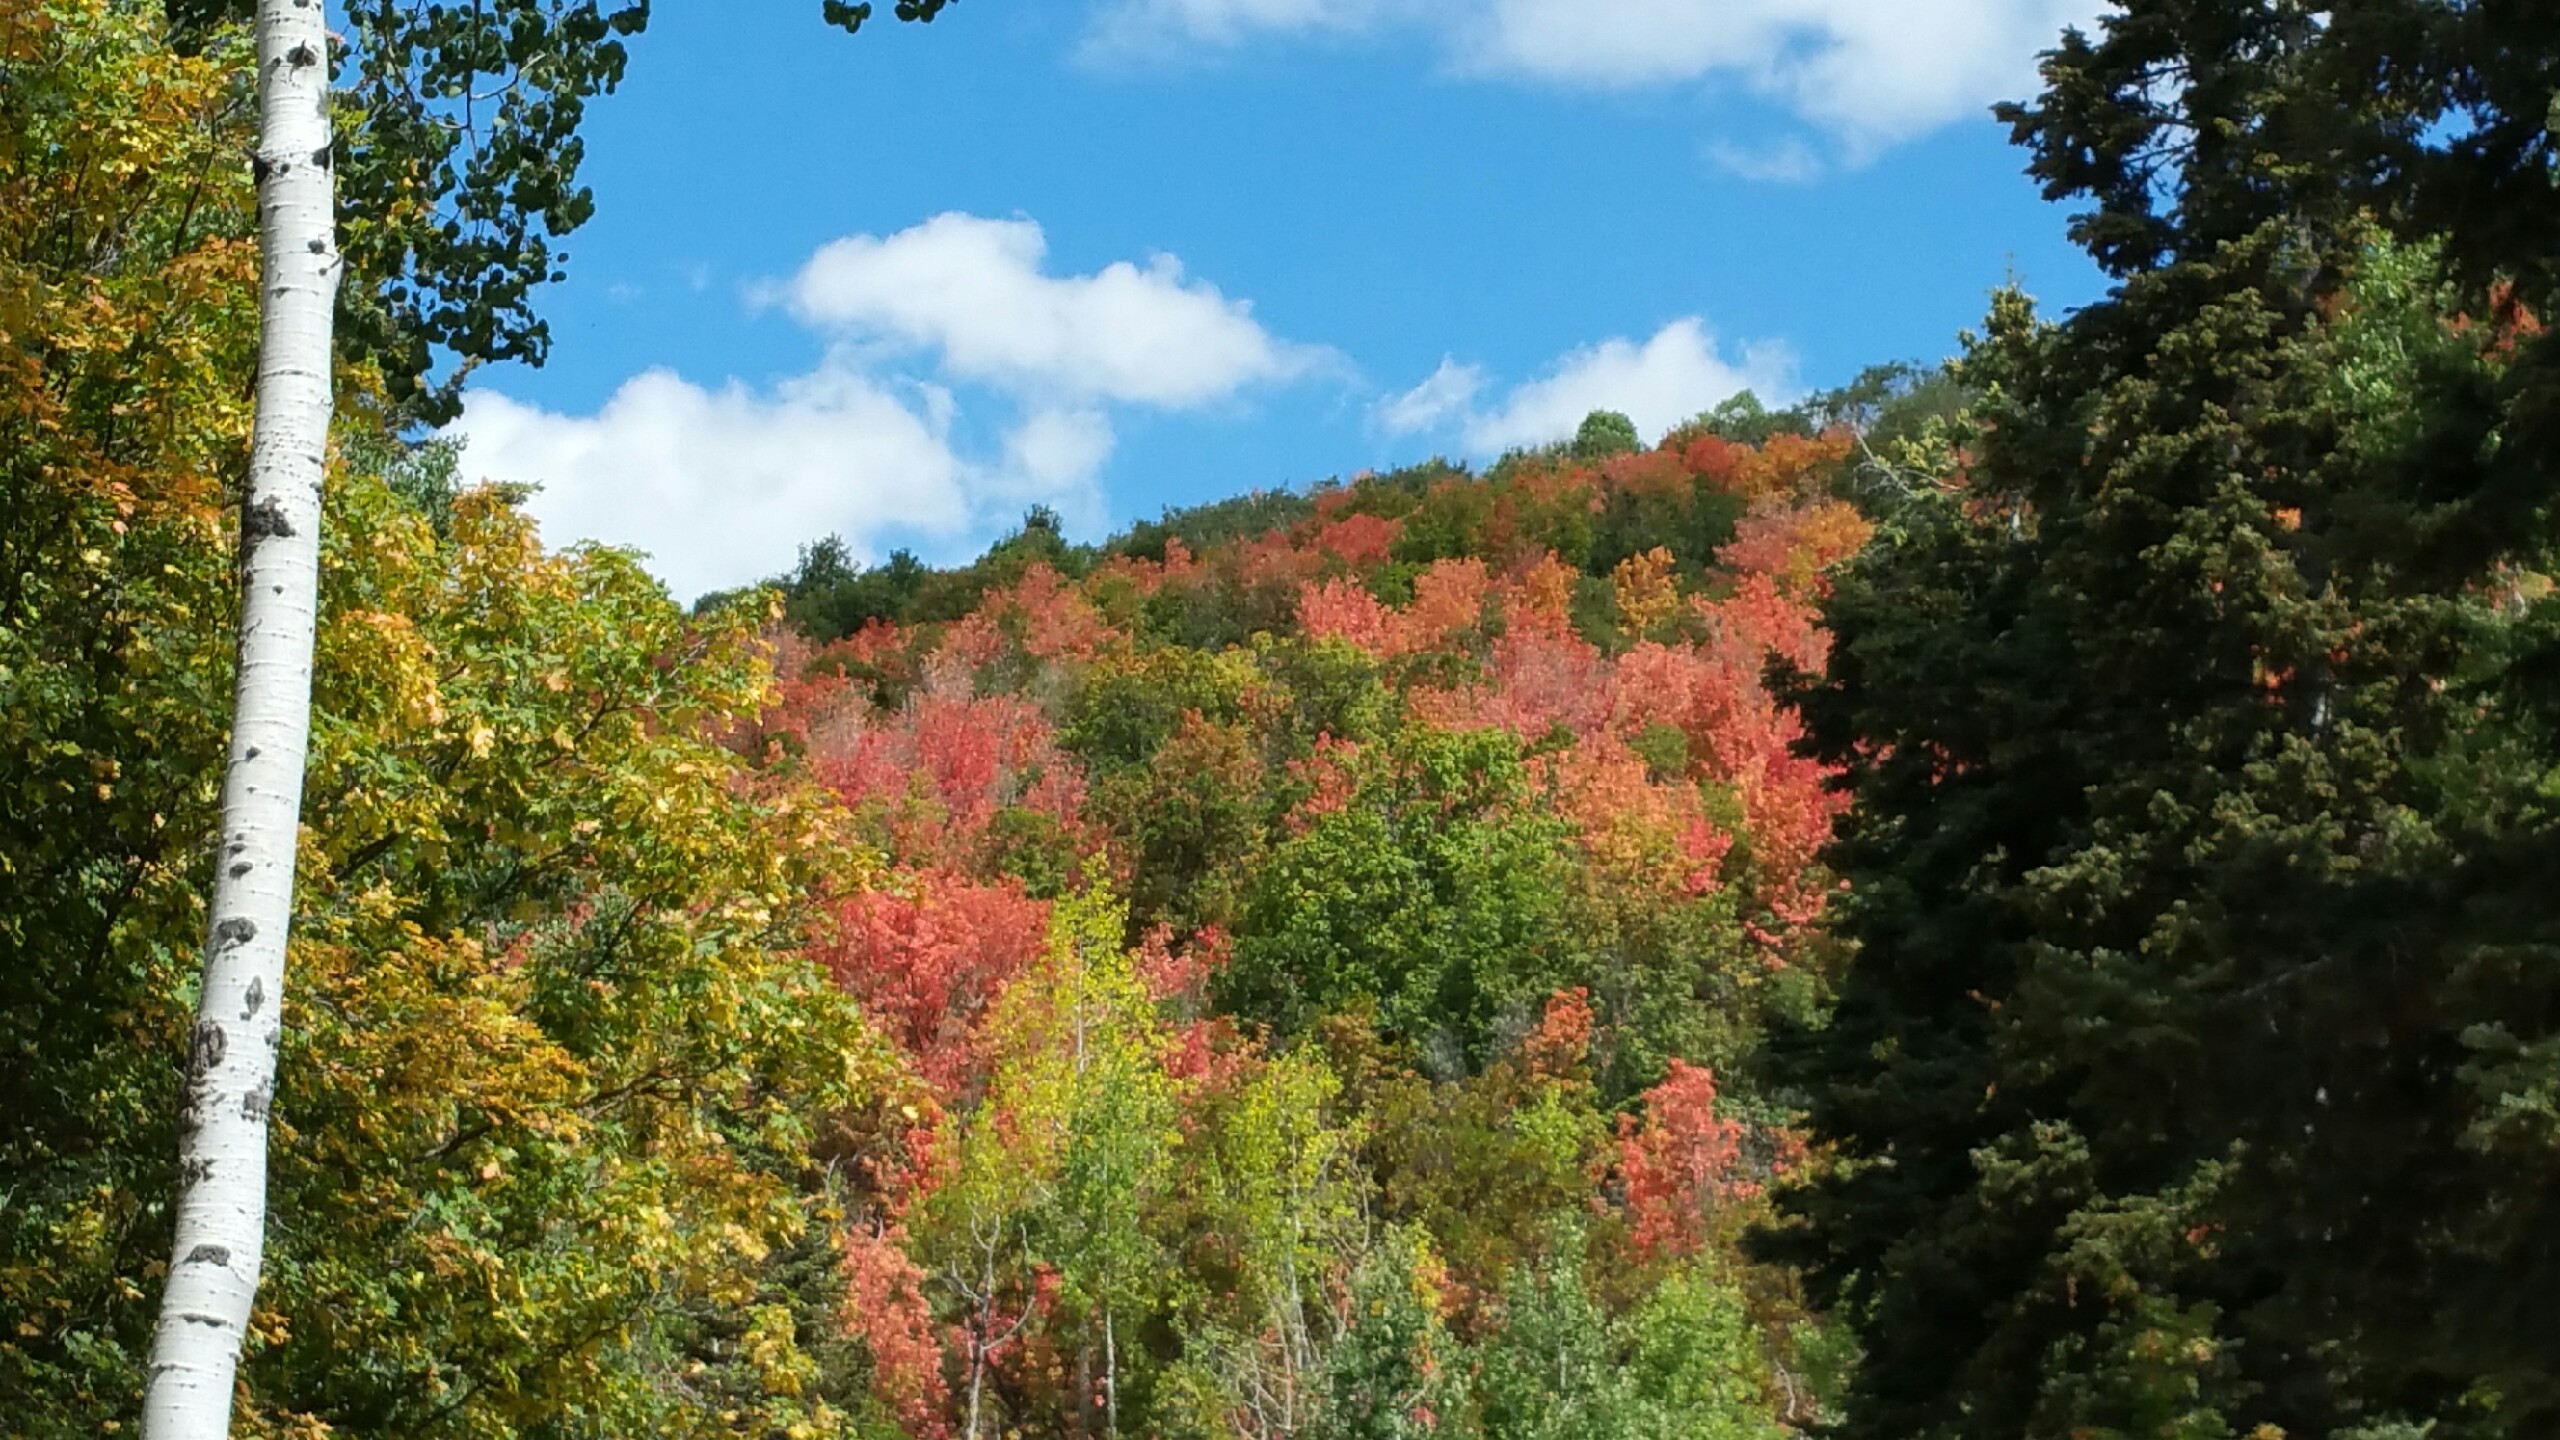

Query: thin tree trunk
[[1075, 1338, 1095, 1438], [1103, 1305, 1119, 1437], [964, 1229, 999, 1440], [965, 1334, 988, 1440], [141, 0, 338, 1434]]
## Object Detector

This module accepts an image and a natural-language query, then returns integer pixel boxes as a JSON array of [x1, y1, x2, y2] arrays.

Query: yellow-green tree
[[0, 8, 893, 1433], [1156, 1048, 1368, 1439], [908, 892, 1182, 1438]]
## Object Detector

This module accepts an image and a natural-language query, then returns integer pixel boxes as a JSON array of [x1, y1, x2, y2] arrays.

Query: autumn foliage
[[0, 41, 1878, 1419], [735, 408, 1871, 1436]]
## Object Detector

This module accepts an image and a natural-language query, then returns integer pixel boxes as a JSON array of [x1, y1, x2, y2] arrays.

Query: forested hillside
[[4, 0, 2556, 1438], [710, 392, 1922, 1437]]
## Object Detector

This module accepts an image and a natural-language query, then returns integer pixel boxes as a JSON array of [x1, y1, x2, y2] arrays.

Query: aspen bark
[[1102, 1305, 1119, 1437], [141, 0, 338, 1433]]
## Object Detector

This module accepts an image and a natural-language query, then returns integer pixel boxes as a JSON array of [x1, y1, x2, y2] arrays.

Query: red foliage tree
[[1310, 512, 1401, 572], [1674, 433, 1747, 489], [843, 1224, 955, 1437], [994, 562, 1115, 662], [1411, 617, 1611, 741], [1605, 446, 1698, 499], [1616, 1060, 1752, 1262], [1279, 732, 1363, 835], [1297, 577, 1400, 657], [812, 682, 1086, 873], [813, 872, 1054, 1093]]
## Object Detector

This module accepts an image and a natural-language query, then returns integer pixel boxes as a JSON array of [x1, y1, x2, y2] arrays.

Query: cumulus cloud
[[452, 367, 984, 601], [1373, 356, 1486, 436], [788, 212, 1329, 407], [1378, 317, 1794, 455], [449, 214, 1318, 599], [1002, 407, 1118, 493], [1087, 0, 2113, 161]]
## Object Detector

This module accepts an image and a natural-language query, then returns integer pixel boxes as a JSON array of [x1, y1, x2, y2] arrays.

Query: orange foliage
[[1536, 736, 1732, 898], [2452, 280, 2545, 358], [1606, 447, 1698, 499], [930, 610, 1007, 682], [1091, 537, 1206, 605], [1482, 458, 1602, 560], [1606, 581, 1845, 944], [1310, 481, 1369, 521], [1522, 988, 1596, 1079], [1505, 553, 1580, 635], [1718, 499, 1873, 594], [993, 563, 1115, 662], [1281, 733, 1363, 834], [1729, 429, 1854, 501], [1675, 434, 1748, 489], [1693, 578, 1843, 934], [1403, 557, 1492, 646], [1697, 572, 1826, 676], [723, 624, 854, 763], [1235, 530, 1325, 592], [1302, 556, 1515, 661], [1299, 576, 1400, 656], [1410, 617, 1611, 740]]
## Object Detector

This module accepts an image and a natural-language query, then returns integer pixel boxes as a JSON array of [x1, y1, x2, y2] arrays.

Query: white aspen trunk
[[963, 1229, 999, 1440], [1279, 1245, 1306, 1433], [141, 0, 338, 1434], [964, 1330, 989, 1440]]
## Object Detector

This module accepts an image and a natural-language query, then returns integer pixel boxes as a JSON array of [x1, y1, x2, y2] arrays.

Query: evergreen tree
[[1773, 2, 2558, 1434]]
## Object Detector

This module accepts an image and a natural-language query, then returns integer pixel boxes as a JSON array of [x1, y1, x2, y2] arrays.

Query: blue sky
[[449, 0, 2116, 599]]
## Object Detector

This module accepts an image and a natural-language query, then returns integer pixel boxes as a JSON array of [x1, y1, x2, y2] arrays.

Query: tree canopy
[[1772, 3, 2560, 1436], [5, 0, 2555, 1436]]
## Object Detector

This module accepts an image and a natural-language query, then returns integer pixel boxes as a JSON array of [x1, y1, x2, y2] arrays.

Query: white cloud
[[1086, 0, 2112, 161], [1085, 0, 1370, 53], [1379, 317, 1794, 455], [1702, 136, 1824, 183], [1373, 356, 1485, 435], [452, 366, 992, 601], [450, 214, 1319, 599], [1003, 407, 1117, 493], [788, 212, 1328, 407]]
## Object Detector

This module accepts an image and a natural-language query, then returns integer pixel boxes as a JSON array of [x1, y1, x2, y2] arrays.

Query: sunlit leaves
[[1612, 547, 1681, 636]]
